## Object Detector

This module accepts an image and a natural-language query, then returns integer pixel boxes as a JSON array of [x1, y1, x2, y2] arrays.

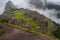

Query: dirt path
[[0, 23, 54, 40]]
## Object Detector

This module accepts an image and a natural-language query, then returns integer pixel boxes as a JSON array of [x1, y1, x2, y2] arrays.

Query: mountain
[[5, 1, 17, 10], [46, 2, 60, 10], [29, 0, 60, 10], [0, 0, 60, 40], [0, 8, 60, 40], [29, 0, 45, 9]]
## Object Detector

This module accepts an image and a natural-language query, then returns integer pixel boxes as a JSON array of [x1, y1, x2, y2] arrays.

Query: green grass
[[29, 21, 38, 27], [0, 29, 4, 35], [13, 11, 38, 27], [14, 11, 31, 21]]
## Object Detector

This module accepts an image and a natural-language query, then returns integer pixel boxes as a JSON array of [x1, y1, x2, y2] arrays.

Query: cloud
[[10, 0, 30, 8], [47, 0, 60, 2]]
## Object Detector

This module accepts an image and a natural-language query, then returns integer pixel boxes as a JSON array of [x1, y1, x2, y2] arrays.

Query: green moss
[[13, 11, 38, 27]]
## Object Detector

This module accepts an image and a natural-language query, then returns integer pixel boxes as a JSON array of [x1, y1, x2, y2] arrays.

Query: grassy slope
[[3, 22, 59, 40], [14, 10, 38, 27], [0, 9, 60, 40], [13, 10, 59, 40]]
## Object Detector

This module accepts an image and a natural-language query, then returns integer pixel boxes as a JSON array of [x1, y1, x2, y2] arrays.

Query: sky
[[10, 0, 31, 8]]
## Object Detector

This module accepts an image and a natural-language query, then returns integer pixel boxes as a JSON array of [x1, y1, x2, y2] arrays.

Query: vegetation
[[13, 10, 38, 27], [45, 19, 57, 34], [0, 29, 4, 35], [3, 22, 58, 40], [46, 18, 60, 39], [52, 24, 60, 39], [0, 9, 60, 40]]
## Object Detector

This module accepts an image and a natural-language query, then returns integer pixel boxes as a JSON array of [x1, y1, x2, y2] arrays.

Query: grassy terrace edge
[[2, 22, 59, 40]]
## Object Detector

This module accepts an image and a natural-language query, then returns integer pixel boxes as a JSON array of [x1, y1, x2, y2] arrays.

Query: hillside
[[0, 8, 60, 40]]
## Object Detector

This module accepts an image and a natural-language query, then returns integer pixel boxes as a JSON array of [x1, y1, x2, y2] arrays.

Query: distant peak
[[5, 1, 17, 10]]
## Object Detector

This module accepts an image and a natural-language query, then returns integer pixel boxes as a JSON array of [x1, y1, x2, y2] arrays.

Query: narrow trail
[[0, 23, 54, 40]]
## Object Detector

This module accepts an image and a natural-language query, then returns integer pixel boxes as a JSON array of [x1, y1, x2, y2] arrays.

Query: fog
[[0, 0, 60, 24]]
